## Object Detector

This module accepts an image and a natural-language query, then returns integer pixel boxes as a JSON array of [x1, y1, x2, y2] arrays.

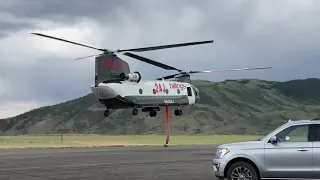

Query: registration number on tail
[[164, 100, 174, 104]]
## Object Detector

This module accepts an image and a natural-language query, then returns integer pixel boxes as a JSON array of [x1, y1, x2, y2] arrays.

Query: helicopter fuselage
[[90, 80, 200, 110]]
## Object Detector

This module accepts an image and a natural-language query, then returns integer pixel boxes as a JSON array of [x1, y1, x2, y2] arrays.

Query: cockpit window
[[191, 85, 199, 97], [187, 87, 192, 96]]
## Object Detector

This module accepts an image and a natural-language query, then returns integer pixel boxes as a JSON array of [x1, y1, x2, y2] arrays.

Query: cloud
[[0, 0, 320, 118], [0, 100, 43, 119]]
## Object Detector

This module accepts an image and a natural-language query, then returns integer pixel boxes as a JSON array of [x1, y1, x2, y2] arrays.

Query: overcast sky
[[0, 0, 319, 118]]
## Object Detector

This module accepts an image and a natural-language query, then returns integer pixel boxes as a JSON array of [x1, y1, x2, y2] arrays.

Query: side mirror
[[285, 136, 290, 141], [269, 136, 277, 144]]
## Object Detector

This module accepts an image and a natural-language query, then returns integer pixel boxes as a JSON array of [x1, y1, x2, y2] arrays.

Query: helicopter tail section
[[95, 54, 130, 86]]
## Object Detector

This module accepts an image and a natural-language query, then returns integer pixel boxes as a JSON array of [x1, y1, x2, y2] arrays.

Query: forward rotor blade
[[117, 40, 214, 52], [74, 54, 102, 60], [30, 33, 107, 52], [123, 52, 182, 71], [156, 73, 181, 80], [189, 67, 272, 74]]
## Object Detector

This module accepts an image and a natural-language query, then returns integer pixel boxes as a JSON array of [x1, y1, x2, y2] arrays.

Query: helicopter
[[30, 33, 272, 118], [31, 33, 272, 147]]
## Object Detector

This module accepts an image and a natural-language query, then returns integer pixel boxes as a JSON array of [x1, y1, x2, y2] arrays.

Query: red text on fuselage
[[154, 83, 166, 94], [169, 83, 186, 89], [101, 60, 125, 70]]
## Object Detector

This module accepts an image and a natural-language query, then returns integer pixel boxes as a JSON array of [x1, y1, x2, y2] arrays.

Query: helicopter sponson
[[120, 71, 142, 83]]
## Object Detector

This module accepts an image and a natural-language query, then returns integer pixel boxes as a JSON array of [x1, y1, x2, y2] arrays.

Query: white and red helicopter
[[31, 33, 272, 146]]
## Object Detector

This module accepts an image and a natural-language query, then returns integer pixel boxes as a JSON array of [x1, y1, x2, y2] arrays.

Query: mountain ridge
[[1, 78, 319, 136]]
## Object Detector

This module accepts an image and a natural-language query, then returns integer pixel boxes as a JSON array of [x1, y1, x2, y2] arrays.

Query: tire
[[132, 108, 138, 115], [104, 110, 110, 117], [226, 161, 259, 180], [149, 111, 157, 117]]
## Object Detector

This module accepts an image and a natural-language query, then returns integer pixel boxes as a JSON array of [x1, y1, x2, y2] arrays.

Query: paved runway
[[0, 144, 220, 180]]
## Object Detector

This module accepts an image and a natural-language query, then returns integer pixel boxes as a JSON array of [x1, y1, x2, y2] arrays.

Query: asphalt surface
[[0, 144, 220, 180]]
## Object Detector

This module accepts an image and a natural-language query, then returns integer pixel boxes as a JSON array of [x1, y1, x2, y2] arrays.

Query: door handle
[[297, 148, 309, 152]]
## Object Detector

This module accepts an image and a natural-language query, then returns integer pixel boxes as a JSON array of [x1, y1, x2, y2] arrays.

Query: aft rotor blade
[[189, 67, 273, 74], [117, 40, 214, 52], [123, 52, 182, 71], [156, 73, 181, 80], [30, 33, 107, 52]]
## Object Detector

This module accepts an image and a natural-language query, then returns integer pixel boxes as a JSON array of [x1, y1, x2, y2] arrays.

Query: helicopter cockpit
[[191, 84, 200, 102]]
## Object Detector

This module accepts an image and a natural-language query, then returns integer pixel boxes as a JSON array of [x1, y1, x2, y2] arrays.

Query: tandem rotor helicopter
[[31, 33, 272, 146]]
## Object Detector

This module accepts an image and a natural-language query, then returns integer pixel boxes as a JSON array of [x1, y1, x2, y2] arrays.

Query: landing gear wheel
[[227, 161, 259, 180], [132, 108, 138, 115], [174, 109, 182, 116], [104, 109, 110, 117], [149, 111, 157, 117]]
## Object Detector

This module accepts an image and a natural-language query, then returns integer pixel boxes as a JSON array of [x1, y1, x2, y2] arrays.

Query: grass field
[[0, 135, 262, 149]]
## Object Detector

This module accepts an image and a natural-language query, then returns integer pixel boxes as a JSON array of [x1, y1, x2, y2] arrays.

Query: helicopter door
[[187, 87, 195, 104]]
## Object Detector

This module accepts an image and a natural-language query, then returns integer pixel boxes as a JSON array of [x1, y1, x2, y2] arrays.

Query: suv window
[[309, 124, 320, 141], [275, 124, 310, 142]]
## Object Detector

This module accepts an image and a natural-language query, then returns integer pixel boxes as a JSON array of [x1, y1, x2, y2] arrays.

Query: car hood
[[218, 140, 264, 149]]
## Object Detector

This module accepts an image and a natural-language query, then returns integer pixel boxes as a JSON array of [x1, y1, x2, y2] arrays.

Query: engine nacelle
[[120, 71, 142, 82]]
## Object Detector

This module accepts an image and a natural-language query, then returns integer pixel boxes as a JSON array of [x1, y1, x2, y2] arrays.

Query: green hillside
[[1, 78, 320, 136]]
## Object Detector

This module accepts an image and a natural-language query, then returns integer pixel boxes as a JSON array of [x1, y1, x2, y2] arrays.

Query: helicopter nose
[[195, 95, 200, 103]]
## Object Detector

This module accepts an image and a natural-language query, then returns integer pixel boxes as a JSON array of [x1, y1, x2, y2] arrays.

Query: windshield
[[191, 85, 199, 96], [260, 122, 288, 141]]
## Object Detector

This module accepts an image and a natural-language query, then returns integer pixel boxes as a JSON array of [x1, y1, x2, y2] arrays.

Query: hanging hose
[[164, 106, 170, 147]]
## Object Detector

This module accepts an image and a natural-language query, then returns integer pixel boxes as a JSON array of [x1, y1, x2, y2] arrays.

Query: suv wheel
[[226, 161, 259, 180]]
